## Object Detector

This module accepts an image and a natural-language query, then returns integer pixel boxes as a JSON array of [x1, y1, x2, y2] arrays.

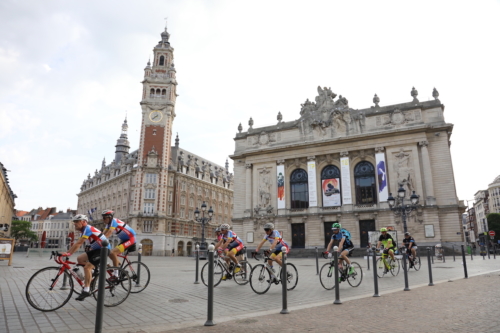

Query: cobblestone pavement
[[1, 252, 499, 333]]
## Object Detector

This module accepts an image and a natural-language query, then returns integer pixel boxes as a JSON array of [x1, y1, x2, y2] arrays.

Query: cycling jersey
[[104, 218, 136, 241], [81, 225, 110, 251], [331, 229, 354, 248], [403, 237, 417, 248], [379, 233, 396, 249], [263, 230, 289, 247], [222, 230, 243, 244]]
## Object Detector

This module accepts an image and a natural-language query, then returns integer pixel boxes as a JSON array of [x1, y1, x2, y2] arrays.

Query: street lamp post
[[194, 201, 213, 258], [387, 185, 420, 234]]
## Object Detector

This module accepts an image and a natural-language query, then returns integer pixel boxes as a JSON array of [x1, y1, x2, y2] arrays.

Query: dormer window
[[159, 55, 165, 66]]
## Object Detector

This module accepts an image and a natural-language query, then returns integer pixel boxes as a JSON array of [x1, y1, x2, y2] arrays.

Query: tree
[[487, 213, 500, 242], [10, 220, 38, 242]]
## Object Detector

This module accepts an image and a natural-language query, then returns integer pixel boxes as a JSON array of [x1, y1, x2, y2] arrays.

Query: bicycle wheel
[[201, 261, 224, 287], [390, 258, 400, 276], [26, 267, 73, 312], [376, 257, 387, 278], [91, 267, 130, 307], [283, 263, 298, 291], [413, 256, 421, 271], [319, 262, 336, 290], [233, 260, 252, 285], [123, 261, 150, 293], [346, 262, 363, 287], [249, 264, 272, 294]]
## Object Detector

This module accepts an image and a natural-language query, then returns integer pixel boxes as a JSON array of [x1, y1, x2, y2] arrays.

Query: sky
[[1, 0, 499, 212]]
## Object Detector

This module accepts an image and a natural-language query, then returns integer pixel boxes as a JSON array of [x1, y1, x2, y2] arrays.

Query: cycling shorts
[[116, 237, 136, 253], [228, 241, 244, 254], [86, 249, 101, 267], [270, 244, 290, 257], [383, 247, 396, 255]]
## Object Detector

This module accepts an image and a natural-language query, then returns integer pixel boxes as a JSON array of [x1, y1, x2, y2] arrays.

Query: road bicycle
[[249, 250, 298, 294], [25, 251, 131, 312], [319, 252, 363, 290], [201, 248, 252, 287], [400, 247, 421, 272], [117, 244, 150, 293], [376, 248, 400, 277]]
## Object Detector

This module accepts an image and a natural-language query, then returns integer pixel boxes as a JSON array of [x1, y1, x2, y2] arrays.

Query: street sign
[[489, 230, 496, 237]]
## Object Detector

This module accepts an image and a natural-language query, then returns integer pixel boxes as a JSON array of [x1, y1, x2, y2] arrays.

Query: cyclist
[[61, 214, 110, 301], [376, 227, 396, 265], [324, 223, 355, 275], [217, 224, 244, 280], [402, 232, 418, 267], [255, 223, 290, 284], [102, 209, 137, 276]]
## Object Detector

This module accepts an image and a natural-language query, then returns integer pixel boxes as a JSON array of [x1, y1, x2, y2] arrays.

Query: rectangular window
[[189, 198, 194, 207], [169, 176, 174, 186], [143, 221, 153, 233], [189, 210, 193, 219], [145, 189, 155, 199], [168, 191, 173, 202], [145, 173, 157, 184], [168, 205, 172, 215], [181, 196, 186, 205], [180, 210, 185, 218], [144, 203, 154, 214]]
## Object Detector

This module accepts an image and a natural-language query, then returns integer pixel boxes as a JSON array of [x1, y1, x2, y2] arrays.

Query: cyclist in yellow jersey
[[376, 227, 396, 262]]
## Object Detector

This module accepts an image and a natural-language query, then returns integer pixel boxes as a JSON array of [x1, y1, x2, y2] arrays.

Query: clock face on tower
[[149, 110, 163, 123]]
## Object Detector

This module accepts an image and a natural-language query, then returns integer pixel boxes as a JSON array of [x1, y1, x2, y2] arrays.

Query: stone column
[[418, 141, 436, 205], [245, 163, 253, 216]]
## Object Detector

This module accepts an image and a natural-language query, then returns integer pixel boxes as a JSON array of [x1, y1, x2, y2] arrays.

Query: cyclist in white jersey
[[255, 223, 290, 284]]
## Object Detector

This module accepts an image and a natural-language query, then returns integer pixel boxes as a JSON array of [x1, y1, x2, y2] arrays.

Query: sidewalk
[[162, 273, 500, 333]]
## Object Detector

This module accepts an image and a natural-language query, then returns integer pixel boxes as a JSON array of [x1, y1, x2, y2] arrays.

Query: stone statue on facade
[[394, 148, 415, 194]]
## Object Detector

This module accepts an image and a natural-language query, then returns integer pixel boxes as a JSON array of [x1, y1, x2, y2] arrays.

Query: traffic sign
[[489, 230, 496, 237]]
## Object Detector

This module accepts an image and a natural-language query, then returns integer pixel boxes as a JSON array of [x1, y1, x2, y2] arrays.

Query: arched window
[[161, 89, 167, 98], [150, 88, 155, 97], [354, 161, 377, 204], [159, 55, 165, 66], [156, 88, 161, 96], [321, 165, 341, 207], [290, 169, 309, 209]]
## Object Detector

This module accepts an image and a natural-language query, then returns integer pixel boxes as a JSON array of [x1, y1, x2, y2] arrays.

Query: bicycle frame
[[50, 252, 85, 289]]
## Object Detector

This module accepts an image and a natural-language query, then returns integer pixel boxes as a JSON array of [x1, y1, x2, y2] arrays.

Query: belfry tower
[[131, 26, 178, 230]]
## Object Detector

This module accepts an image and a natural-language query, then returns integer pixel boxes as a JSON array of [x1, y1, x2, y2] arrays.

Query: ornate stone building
[[0, 161, 16, 237], [77, 27, 233, 256], [488, 175, 500, 214], [231, 86, 465, 251]]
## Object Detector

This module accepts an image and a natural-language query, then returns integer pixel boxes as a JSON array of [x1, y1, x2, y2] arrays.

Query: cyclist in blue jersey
[[217, 224, 245, 280], [324, 222, 355, 275], [255, 223, 290, 284], [61, 214, 110, 301]]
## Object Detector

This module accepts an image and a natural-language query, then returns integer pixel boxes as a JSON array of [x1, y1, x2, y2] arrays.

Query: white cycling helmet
[[72, 214, 88, 222], [263, 223, 274, 230], [220, 224, 230, 230]]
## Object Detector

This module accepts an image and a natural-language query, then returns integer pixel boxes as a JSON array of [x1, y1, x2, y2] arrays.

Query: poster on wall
[[322, 178, 341, 207], [307, 160, 318, 207], [340, 157, 352, 204], [0, 238, 15, 266], [277, 164, 285, 209], [376, 152, 389, 202]]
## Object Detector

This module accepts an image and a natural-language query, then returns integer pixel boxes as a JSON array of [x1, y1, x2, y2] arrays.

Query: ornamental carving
[[393, 148, 416, 194], [249, 131, 278, 146], [257, 167, 272, 210]]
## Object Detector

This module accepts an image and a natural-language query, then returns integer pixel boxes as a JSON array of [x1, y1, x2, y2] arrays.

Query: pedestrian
[[171, 248, 175, 257]]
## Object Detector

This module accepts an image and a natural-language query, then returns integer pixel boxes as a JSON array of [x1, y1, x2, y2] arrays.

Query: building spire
[[115, 117, 130, 164], [175, 133, 179, 147]]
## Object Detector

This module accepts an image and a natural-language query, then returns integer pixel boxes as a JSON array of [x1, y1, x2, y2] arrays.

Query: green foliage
[[487, 213, 500, 242], [10, 220, 38, 242]]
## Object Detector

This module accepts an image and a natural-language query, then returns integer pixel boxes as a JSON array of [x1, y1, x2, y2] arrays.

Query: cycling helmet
[[380, 227, 388, 232], [331, 222, 341, 229], [215, 227, 221, 232], [263, 223, 274, 230], [102, 209, 114, 217], [220, 224, 230, 230], [72, 214, 88, 222], [404, 232, 410, 236]]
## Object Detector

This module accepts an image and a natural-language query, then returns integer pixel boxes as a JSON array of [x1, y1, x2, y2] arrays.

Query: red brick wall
[[142, 126, 165, 164]]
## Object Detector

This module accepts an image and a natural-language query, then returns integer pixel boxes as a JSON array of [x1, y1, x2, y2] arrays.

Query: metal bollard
[[494, 245, 496, 259], [426, 247, 434, 286], [453, 245, 455, 262], [487, 243, 491, 260], [315, 247, 319, 276], [136, 244, 142, 287], [333, 247, 341, 304], [205, 245, 215, 326], [372, 247, 380, 297], [443, 248, 446, 263], [471, 246, 473, 260], [366, 248, 370, 271], [280, 251, 289, 314], [461, 245, 468, 279], [402, 252, 410, 291], [194, 244, 200, 284], [95, 240, 109, 333]]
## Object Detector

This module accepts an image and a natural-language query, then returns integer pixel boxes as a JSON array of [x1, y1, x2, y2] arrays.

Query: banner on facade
[[340, 157, 352, 205], [376, 152, 388, 202], [277, 164, 285, 209], [307, 160, 317, 207], [322, 178, 341, 207]]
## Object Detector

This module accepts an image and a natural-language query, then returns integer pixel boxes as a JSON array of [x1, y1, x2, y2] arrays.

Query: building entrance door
[[359, 220, 375, 248], [291, 223, 305, 248]]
